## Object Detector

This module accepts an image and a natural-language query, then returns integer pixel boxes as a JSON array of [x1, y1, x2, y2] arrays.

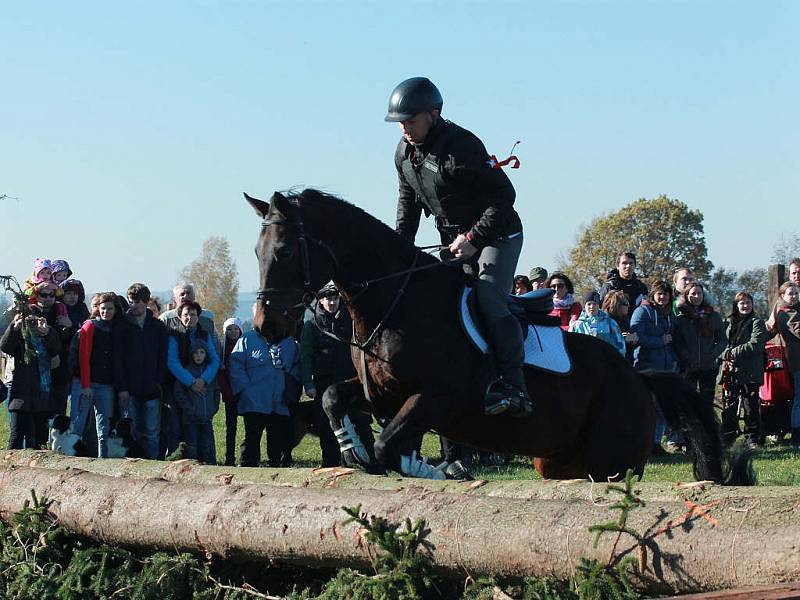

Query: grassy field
[[2, 404, 798, 485]]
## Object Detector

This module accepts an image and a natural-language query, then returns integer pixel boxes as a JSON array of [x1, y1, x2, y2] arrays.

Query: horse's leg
[[322, 380, 378, 471], [374, 393, 472, 480]]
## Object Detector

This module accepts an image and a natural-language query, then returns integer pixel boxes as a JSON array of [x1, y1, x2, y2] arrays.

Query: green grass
[[2, 405, 798, 484]]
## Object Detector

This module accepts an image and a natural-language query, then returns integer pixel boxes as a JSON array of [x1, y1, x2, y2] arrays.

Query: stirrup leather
[[333, 415, 371, 465], [399, 451, 447, 480]]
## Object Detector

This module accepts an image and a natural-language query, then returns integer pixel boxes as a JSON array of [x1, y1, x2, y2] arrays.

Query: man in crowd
[[599, 252, 648, 318], [672, 268, 694, 316], [789, 258, 800, 286], [114, 283, 168, 460], [529, 267, 548, 290]]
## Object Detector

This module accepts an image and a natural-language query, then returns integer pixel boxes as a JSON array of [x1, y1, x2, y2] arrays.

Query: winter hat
[[223, 317, 243, 333], [61, 278, 86, 302], [33, 258, 53, 281], [528, 266, 548, 282], [189, 338, 210, 357], [583, 290, 601, 305], [51, 259, 72, 278]]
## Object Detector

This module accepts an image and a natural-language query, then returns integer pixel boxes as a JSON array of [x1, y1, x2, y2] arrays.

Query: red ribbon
[[487, 154, 520, 169]]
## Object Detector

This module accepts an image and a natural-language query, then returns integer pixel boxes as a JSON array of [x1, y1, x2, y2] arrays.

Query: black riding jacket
[[394, 119, 522, 248]]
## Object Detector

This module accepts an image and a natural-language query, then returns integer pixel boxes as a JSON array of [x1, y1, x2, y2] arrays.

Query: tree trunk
[[5, 449, 799, 504], [0, 464, 798, 594]]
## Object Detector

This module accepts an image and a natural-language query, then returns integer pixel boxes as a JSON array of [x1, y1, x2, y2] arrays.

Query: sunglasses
[[38, 292, 55, 298]]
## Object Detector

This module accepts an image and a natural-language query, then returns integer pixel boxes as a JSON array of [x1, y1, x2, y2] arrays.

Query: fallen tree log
[[0, 465, 798, 594], [4, 449, 798, 505]]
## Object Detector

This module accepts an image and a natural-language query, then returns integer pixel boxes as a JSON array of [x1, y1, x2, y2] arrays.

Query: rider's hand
[[448, 234, 478, 259]]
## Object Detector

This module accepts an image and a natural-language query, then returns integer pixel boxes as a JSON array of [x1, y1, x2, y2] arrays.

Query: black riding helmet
[[384, 77, 443, 122]]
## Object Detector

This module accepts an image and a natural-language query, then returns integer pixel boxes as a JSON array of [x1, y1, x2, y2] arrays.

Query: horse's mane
[[284, 188, 437, 267]]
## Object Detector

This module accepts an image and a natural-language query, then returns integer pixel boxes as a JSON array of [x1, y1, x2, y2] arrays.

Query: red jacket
[[549, 302, 582, 331]]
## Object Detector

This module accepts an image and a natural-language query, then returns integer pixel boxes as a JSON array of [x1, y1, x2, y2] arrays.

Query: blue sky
[[1, 1, 795, 298]]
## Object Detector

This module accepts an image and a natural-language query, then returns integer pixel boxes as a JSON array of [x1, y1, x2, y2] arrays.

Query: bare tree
[[179, 237, 239, 334]]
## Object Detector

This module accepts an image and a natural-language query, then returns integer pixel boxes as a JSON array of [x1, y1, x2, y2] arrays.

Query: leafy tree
[[564, 195, 713, 292], [704, 267, 769, 317], [738, 267, 769, 317], [179, 236, 239, 334]]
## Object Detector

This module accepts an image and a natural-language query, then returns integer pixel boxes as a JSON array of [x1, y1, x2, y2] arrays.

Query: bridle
[[257, 206, 452, 353]]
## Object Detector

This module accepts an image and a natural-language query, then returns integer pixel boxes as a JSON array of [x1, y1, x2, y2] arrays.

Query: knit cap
[[223, 317, 243, 333], [583, 290, 601, 305], [33, 258, 53, 281], [51, 259, 72, 278]]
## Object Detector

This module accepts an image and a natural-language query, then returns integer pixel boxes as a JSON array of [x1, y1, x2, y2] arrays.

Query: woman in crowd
[[630, 280, 677, 455], [570, 291, 625, 356], [1, 310, 60, 449], [673, 282, 726, 407], [766, 281, 800, 445], [166, 301, 220, 460], [69, 292, 120, 457], [217, 317, 243, 466], [512, 275, 533, 296], [545, 272, 581, 330], [720, 291, 767, 447], [602, 290, 639, 363], [230, 316, 300, 468]]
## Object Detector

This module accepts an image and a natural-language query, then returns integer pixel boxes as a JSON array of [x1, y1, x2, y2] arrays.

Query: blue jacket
[[570, 310, 626, 356], [630, 301, 677, 371], [167, 328, 219, 387], [173, 362, 219, 424], [229, 332, 300, 416]]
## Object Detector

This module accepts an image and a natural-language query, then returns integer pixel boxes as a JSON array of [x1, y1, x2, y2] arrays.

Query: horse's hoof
[[445, 460, 474, 481]]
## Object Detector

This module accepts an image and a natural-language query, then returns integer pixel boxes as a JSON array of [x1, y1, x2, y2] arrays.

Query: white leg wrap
[[399, 451, 447, 480], [333, 415, 371, 465]]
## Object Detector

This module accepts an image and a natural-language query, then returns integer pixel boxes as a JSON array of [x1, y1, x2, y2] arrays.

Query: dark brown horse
[[246, 188, 745, 483]]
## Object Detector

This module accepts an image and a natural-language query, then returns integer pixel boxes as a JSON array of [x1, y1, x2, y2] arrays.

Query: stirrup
[[444, 460, 474, 480], [399, 451, 447, 480], [333, 415, 371, 465], [484, 379, 533, 418]]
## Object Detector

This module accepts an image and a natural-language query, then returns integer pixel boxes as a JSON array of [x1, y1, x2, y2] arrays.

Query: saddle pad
[[460, 287, 572, 374]]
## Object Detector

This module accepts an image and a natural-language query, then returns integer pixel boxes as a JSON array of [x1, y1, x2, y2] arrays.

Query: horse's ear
[[244, 192, 270, 218], [270, 191, 293, 217]]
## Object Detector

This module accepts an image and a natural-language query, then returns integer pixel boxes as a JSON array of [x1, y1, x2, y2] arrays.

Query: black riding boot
[[484, 315, 533, 417]]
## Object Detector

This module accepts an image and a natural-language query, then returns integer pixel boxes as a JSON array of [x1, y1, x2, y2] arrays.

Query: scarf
[[30, 333, 51, 393], [681, 303, 715, 337], [553, 293, 575, 310]]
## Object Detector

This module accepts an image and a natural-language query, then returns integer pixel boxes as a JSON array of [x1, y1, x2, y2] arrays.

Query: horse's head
[[245, 190, 337, 324]]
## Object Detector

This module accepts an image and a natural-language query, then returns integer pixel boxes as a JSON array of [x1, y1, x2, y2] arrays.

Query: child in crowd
[[50, 260, 73, 285], [60, 279, 90, 329], [570, 291, 626, 356], [173, 339, 219, 463], [24, 258, 62, 303], [218, 317, 243, 466]]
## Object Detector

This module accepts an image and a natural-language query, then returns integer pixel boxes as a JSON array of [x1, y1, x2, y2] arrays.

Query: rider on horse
[[385, 77, 532, 417]]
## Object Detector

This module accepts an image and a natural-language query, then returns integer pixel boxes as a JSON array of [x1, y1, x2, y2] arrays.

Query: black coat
[[0, 321, 60, 413], [599, 269, 648, 318], [113, 311, 168, 398], [394, 119, 522, 248]]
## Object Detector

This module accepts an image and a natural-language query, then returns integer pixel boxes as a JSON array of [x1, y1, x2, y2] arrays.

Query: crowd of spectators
[[0, 259, 352, 468], [514, 254, 800, 451]]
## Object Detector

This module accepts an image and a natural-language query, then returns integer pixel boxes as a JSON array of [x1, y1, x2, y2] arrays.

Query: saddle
[[460, 286, 572, 375]]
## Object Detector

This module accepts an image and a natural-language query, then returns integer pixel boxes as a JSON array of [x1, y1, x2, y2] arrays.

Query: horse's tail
[[641, 370, 756, 486]]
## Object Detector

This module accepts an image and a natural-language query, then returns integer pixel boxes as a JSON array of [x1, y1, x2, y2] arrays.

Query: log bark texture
[[0, 463, 799, 594], [5, 449, 798, 504]]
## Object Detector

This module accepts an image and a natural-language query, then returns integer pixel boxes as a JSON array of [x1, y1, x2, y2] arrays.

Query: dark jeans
[[224, 401, 239, 466], [312, 396, 340, 467], [241, 412, 292, 467], [685, 368, 718, 405], [721, 383, 762, 444], [183, 420, 216, 464], [9, 411, 49, 449]]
